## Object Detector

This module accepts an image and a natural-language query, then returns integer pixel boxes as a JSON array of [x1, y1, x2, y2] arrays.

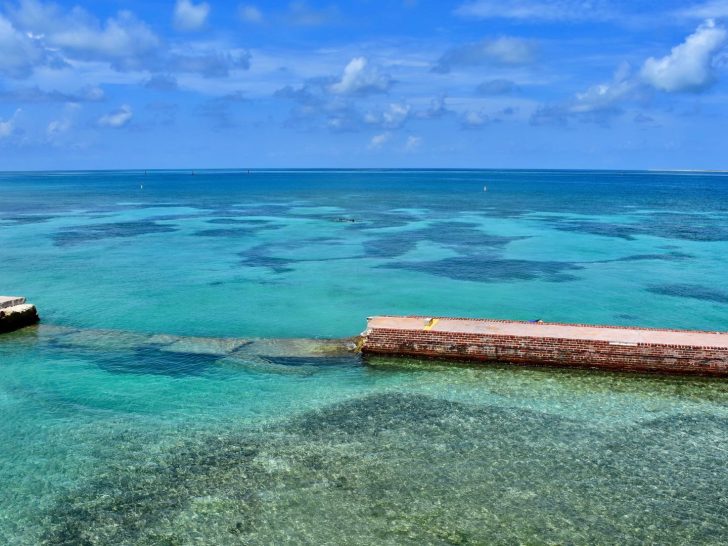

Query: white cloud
[[369, 132, 391, 149], [145, 74, 179, 91], [433, 38, 537, 73], [98, 105, 133, 128], [404, 135, 422, 151], [0, 14, 47, 77], [0, 110, 20, 138], [530, 64, 639, 126], [46, 104, 86, 147], [415, 96, 452, 119], [82, 86, 105, 102], [364, 103, 411, 129], [8, 1, 160, 70], [641, 19, 727, 93], [239, 4, 263, 23], [329, 57, 392, 95], [454, 0, 612, 21], [572, 63, 636, 113], [46, 105, 76, 136], [57, 12, 160, 68], [0, 120, 14, 138], [476, 79, 517, 95], [168, 48, 251, 77], [676, 1, 728, 19], [462, 109, 490, 127], [174, 0, 211, 31], [47, 117, 71, 137], [531, 21, 728, 126], [3, 1, 248, 78]]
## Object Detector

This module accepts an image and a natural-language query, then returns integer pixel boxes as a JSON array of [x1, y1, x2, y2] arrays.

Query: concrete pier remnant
[[0, 296, 39, 333], [360, 316, 728, 376]]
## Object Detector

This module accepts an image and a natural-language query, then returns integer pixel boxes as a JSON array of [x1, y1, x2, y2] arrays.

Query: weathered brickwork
[[361, 317, 728, 376]]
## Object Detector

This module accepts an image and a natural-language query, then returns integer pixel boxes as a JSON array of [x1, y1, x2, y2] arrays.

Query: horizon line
[[2, 167, 728, 175]]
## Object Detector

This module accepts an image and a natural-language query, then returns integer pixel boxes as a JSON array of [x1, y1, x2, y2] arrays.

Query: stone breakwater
[[360, 316, 728, 376], [0, 296, 39, 333]]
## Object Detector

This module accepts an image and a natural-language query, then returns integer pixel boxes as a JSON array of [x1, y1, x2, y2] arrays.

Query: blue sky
[[1, 0, 727, 170]]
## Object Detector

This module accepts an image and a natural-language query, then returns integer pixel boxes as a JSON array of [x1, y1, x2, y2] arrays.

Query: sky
[[1, 0, 728, 170]]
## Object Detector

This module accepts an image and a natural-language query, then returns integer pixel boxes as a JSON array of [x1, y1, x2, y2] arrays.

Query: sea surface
[[0, 169, 727, 544]]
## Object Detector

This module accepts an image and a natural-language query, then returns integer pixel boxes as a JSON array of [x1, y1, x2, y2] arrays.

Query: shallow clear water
[[1, 170, 727, 544]]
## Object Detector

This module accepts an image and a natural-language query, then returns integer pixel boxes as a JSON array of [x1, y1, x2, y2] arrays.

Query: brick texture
[[361, 319, 728, 376]]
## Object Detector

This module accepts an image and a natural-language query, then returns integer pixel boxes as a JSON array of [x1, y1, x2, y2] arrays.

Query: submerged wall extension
[[360, 316, 728, 376]]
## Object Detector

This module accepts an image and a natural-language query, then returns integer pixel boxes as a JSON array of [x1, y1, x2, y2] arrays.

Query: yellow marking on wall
[[424, 318, 439, 331]]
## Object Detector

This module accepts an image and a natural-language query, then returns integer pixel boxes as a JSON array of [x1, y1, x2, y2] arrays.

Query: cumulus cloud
[[82, 86, 105, 101], [364, 103, 411, 129], [169, 49, 251, 78], [274, 83, 321, 105], [274, 79, 364, 131], [433, 38, 537, 73], [47, 104, 79, 137], [530, 64, 639, 126], [144, 74, 179, 91], [530, 21, 727, 127], [7, 1, 160, 71], [47, 118, 71, 136], [405, 135, 422, 151], [476, 79, 517, 95], [454, 0, 612, 21], [98, 105, 133, 128], [239, 4, 263, 23], [461, 110, 491, 128], [0, 13, 49, 77], [572, 64, 636, 113], [0, 109, 20, 138], [325, 107, 361, 132], [368, 132, 391, 149], [2, 1, 250, 78], [173, 0, 210, 31], [415, 95, 452, 119], [197, 91, 247, 128], [330, 57, 393, 95], [640, 19, 727, 93]]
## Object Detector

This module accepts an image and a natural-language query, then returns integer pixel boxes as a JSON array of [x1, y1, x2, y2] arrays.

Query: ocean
[[1, 169, 726, 544]]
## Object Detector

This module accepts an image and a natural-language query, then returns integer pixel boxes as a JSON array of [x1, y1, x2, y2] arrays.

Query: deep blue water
[[0, 170, 726, 544]]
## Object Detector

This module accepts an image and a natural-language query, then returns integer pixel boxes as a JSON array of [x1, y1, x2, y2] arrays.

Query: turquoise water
[[1, 170, 727, 544]]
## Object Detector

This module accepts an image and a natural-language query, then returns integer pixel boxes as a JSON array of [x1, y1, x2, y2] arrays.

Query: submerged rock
[[220, 338, 360, 376], [56, 328, 151, 351], [149, 334, 251, 356], [0, 301, 39, 334], [218, 355, 320, 376], [238, 337, 358, 358]]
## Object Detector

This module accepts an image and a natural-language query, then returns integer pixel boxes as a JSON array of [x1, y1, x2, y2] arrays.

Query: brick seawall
[[360, 316, 728, 376]]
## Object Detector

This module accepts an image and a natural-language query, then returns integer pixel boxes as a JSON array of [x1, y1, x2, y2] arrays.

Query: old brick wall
[[362, 327, 728, 376]]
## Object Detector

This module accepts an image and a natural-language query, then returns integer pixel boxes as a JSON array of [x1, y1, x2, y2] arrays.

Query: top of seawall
[[365, 316, 728, 350]]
